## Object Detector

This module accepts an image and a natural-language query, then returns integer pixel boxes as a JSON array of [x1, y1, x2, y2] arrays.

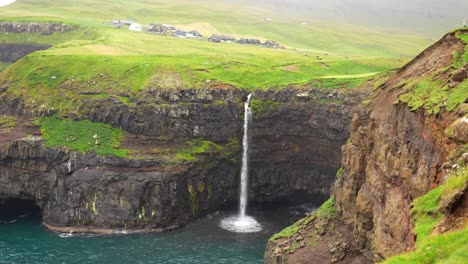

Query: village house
[[110, 19, 134, 28], [129, 23, 142, 32], [237, 38, 261, 45], [262, 40, 281, 49], [148, 23, 166, 34], [209, 34, 235, 43], [175, 30, 188, 38], [162, 24, 176, 33], [189, 30, 203, 39]]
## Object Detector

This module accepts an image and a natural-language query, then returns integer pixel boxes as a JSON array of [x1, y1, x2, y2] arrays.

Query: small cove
[[0, 204, 316, 264]]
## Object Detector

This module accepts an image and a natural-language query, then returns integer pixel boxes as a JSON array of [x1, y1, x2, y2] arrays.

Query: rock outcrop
[[266, 29, 468, 263], [0, 22, 73, 34], [0, 43, 51, 63], [0, 137, 240, 233], [0, 86, 363, 232], [250, 88, 364, 203]]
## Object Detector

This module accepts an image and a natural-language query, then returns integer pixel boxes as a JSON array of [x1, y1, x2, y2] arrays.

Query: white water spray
[[239, 93, 252, 217], [220, 94, 261, 233]]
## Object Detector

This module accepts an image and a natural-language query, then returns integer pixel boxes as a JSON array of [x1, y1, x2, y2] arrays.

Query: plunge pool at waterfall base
[[0, 203, 317, 264]]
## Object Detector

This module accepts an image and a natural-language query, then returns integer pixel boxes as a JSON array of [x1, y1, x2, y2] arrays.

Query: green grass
[[0, 0, 421, 117], [250, 99, 281, 118], [336, 167, 344, 179], [269, 197, 335, 241], [269, 219, 304, 242], [37, 116, 128, 157], [0, 27, 404, 115], [398, 75, 468, 115], [310, 76, 369, 90], [0, 115, 17, 128], [0, 62, 10, 71], [384, 229, 468, 264], [396, 32, 468, 115], [144, 136, 240, 163], [457, 32, 468, 45], [314, 197, 336, 220], [0, 27, 100, 46], [0, 0, 430, 57], [172, 139, 222, 162], [382, 167, 468, 264]]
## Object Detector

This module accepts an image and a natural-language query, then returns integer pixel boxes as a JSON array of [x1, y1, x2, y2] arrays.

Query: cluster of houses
[[209, 35, 282, 49], [111, 19, 203, 39], [110, 19, 282, 49], [208, 34, 236, 43]]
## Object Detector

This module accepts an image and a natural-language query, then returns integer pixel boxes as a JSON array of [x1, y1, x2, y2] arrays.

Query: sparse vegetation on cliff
[[310, 76, 368, 90], [269, 197, 335, 242], [0, 116, 17, 128], [173, 139, 222, 162], [383, 167, 468, 264], [397, 31, 468, 115], [37, 116, 128, 157], [250, 99, 281, 118]]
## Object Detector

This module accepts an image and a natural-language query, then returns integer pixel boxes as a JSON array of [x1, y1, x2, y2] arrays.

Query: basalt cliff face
[[250, 89, 364, 203], [0, 22, 73, 34], [0, 83, 362, 232], [0, 22, 71, 71], [0, 43, 51, 63], [0, 138, 239, 233], [265, 30, 468, 264]]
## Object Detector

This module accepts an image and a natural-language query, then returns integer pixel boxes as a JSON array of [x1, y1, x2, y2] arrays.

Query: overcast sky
[[225, 0, 468, 37]]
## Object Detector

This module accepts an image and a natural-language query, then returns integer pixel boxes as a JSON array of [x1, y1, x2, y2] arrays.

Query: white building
[[129, 23, 142, 32]]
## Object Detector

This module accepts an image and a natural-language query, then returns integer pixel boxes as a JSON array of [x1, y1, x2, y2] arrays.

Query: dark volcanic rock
[[0, 138, 239, 232], [250, 88, 364, 203], [265, 30, 468, 264], [0, 22, 73, 34], [451, 68, 467, 82], [0, 43, 51, 63], [0, 86, 364, 232]]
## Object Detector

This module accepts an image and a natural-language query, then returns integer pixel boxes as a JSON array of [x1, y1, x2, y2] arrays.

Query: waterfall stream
[[219, 94, 261, 233], [239, 93, 252, 217]]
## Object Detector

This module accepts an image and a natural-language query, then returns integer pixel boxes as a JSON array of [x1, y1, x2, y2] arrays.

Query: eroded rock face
[[0, 138, 239, 232], [250, 88, 364, 203], [451, 68, 467, 83], [0, 86, 362, 232], [0, 43, 51, 63], [0, 22, 73, 34], [265, 30, 468, 264], [332, 32, 465, 261]]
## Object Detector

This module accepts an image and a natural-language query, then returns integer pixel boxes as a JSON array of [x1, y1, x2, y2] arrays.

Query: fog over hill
[[224, 0, 468, 37]]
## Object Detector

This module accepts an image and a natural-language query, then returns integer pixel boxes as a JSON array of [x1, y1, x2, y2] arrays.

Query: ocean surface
[[0, 204, 315, 264]]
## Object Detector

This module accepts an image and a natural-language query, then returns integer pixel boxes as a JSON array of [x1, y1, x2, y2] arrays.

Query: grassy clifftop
[[395, 31, 468, 115], [0, 0, 430, 57], [0, 0, 432, 115], [0, 25, 405, 114]]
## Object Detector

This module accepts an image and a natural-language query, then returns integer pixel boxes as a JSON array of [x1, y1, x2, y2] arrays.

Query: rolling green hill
[[0, 0, 435, 114], [0, 0, 431, 57]]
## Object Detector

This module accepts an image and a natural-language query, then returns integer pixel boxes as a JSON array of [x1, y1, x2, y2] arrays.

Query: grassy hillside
[[0, 0, 432, 115], [0, 26, 406, 114], [0, 0, 430, 57], [383, 167, 468, 264], [395, 31, 468, 115]]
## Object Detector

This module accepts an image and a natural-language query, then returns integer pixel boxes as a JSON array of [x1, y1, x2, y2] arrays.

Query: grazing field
[[0, 0, 430, 57], [0, 0, 430, 113]]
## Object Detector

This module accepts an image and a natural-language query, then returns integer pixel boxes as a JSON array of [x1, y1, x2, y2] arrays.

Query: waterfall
[[239, 93, 252, 217], [219, 93, 261, 233]]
